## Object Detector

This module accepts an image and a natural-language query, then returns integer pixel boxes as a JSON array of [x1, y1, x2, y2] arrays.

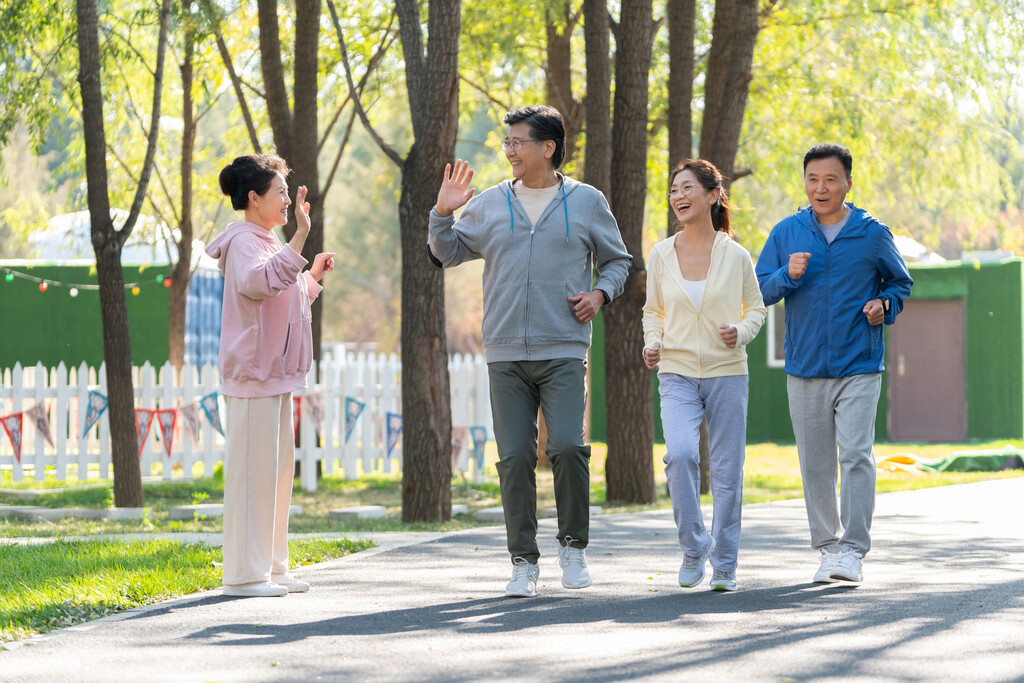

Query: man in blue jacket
[[756, 143, 912, 584], [427, 106, 631, 597]]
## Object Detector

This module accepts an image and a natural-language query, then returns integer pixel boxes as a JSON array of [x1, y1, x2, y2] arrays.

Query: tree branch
[[459, 75, 511, 112], [201, 0, 262, 153], [325, 0, 402, 167], [119, 0, 172, 246], [321, 106, 358, 198]]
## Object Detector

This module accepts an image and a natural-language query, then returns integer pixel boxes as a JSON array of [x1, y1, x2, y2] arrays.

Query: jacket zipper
[[823, 233, 831, 377]]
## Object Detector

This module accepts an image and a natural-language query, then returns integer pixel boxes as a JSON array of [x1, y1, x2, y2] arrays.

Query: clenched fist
[[789, 252, 812, 280]]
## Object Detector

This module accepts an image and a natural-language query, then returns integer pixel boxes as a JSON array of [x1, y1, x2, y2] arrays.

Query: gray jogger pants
[[659, 373, 749, 572], [488, 359, 591, 564], [787, 373, 882, 556]]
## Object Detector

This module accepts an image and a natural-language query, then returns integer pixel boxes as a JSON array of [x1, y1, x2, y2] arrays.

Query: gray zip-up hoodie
[[427, 174, 631, 363]]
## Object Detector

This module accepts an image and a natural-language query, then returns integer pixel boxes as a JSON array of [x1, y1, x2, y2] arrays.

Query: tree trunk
[[545, 3, 581, 166], [76, 0, 172, 507], [667, 0, 710, 494], [395, 0, 461, 521], [583, 0, 611, 196], [169, 22, 196, 371], [699, 0, 759, 185], [604, 0, 656, 504], [292, 0, 324, 364], [666, 0, 695, 234]]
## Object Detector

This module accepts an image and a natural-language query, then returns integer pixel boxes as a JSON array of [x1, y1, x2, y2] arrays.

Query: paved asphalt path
[[3, 478, 1023, 682]]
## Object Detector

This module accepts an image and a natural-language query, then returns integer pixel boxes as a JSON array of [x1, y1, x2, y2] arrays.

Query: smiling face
[[669, 169, 718, 227], [246, 173, 291, 231], [804, 156, 852, 225], [504, 121, 556, 188]]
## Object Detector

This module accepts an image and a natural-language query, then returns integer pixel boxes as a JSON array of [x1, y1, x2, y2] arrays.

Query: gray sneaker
[[709, 569, 737, 591], [679, 535, 716, 587], [830, 550, 864, 582], [558, 537, 592, 589], [505, 557, 539, 598]]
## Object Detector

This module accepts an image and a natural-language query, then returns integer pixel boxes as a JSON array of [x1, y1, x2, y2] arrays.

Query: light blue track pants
[[659, 373, 749, 572]]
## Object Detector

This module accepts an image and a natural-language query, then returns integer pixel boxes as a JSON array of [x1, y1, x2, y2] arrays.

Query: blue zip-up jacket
[[755, 203, 913, 378], [427, 174, 631, 363]]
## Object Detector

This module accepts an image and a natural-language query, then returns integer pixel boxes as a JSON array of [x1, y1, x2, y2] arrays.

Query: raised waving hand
[[435, 160, 476, 217]]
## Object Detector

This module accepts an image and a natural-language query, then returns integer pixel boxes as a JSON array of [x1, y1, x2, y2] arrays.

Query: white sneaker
[[830, 550, 864, 582], [222, 581, 288, 597], [558, 537, 592, 589], [272, 574, 310, 593], [505, 557, 539, 598], [709, 569, 737, 592], [813, 549, 840, 583], [679, 536, 716, 587]]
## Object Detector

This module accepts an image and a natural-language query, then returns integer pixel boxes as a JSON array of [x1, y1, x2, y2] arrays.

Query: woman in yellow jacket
[[642, 159, 766, 591]]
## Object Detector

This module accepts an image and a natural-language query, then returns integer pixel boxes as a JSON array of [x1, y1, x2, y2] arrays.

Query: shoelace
[[511, 557, 533, 579], [559, 537, 587, 567], [682, 554, 701, 570], [834, 552, 859, 569], [711, 569, 734, 582]]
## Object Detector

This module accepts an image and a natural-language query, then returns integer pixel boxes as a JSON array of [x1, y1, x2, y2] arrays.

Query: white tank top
[[682, 278, 707, 311]]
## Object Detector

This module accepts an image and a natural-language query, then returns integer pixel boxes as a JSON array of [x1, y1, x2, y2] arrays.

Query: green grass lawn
[[3, 440, 1021, 536], [0, 536, 372, 644]]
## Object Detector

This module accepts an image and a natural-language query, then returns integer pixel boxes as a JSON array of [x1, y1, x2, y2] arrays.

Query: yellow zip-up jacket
[[643, 231, 766, 378]]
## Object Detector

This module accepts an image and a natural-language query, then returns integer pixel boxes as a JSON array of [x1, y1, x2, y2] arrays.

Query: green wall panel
[[0, 264, 171, 370], [964, 261, 1024, 438]]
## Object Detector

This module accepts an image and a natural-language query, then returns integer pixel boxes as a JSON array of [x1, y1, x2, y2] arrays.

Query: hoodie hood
[[206, 222, 279, 270]]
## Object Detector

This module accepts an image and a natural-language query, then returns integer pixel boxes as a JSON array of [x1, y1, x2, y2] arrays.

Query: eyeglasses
[[501, 138, 541, 152], [668, 183, 702, 198]]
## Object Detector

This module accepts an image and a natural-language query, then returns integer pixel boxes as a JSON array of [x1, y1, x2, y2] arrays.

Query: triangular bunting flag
[[303, 391, 324, 436], [25, 402, 54, 448], [1, 413, 24, 463], [179, 403, 200, 444], [292, 396, 302, 436], [155, 409, 177, 458], [135, 409, 155, 458], [470, 425, 488, 470], [386, 412, 402, 457], [82, 390, 108, 437], [344, 397, 365, 443], [199, 392, 224, 436]]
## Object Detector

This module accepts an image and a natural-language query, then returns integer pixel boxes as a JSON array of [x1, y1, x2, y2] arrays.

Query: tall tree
[[582, 0, 611, 196], [76, 0, 172, 506], [604, 0, 658, 503], [666, 0, 712, 494], [330, 0, 461, 520], [698, 0, 760, 184], [545, 2, 583, 166]]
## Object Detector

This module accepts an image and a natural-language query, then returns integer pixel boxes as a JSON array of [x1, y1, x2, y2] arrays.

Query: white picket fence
[[0, 353, 493, 491]]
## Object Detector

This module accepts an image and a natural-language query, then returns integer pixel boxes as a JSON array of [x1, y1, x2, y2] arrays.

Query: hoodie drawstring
[[507, 180, 570, 242]]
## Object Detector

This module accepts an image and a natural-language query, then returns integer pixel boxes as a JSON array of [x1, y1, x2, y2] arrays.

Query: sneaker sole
[[829, 572, 863, 582], [710, 583, 737, 592], [505, 589, 537, 598], [562, 579, 592, 589]]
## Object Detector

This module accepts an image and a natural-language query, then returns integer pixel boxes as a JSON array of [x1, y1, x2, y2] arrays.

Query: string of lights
[[0, 264, 172, 296]]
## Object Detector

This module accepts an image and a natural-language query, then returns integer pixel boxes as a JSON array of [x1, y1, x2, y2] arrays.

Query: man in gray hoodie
[[428, 105, 631, 598]]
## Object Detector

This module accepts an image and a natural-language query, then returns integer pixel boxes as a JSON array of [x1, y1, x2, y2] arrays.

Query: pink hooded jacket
[[205, 222, 322, 398]]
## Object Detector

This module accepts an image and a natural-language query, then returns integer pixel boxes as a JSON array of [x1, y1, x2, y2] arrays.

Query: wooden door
[[888, 299, 967, 442]]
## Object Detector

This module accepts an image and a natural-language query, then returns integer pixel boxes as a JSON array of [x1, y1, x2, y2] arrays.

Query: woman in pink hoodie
[[207, 154, 334, 598]]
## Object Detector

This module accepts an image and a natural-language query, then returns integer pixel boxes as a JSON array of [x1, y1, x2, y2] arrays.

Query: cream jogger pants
[[222, 393, 294, 585]]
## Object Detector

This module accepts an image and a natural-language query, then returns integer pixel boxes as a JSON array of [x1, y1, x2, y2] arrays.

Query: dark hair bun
[[219, 164, 238, 197]]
